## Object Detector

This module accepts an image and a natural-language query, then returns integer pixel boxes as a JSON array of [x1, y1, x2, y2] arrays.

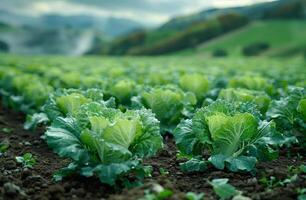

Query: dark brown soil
[[0, 106, 305, 200]]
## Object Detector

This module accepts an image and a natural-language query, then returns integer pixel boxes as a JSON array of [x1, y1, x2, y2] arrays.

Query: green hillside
[[102, 0, 305, 56], [186, 20, 306, 57]]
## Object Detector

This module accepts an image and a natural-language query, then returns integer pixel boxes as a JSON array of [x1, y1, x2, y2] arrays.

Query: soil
[[0, 105, 305, 200]]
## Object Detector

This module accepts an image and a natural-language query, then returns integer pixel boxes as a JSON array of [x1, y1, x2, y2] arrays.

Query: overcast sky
[[0, 0, 277, 25]]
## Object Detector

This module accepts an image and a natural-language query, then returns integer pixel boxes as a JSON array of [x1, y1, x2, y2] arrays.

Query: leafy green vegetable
[[267, 87, 305, 146], [133, 85, 196, 133], [228, 75, 275, 95], [44, 101, 163, 185], [0, 72, 53, 113], [174, 100, 281, 172], [139, 185, 173, 200], [185, 192, 205, 200], [1, 127, 13, 134], [109, 79, 136, 105], [159, 167, 169, 175], [179, 74, 209, 101], [0, 139, 10, 154]]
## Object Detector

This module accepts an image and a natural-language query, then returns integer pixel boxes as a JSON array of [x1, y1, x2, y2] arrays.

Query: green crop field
[[1, 1, 306, 199], [0, 52, 305, 199], [181, 20, 306, 57]]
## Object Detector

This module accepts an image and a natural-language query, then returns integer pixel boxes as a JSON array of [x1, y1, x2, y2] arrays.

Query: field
[[181, 20, 306, 57], [0, 54, 305, 200]]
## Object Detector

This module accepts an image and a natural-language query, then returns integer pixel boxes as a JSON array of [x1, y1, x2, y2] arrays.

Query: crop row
[[0, 55, 305, 186]]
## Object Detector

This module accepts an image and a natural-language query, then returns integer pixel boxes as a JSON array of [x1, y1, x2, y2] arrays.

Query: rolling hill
[[103, 0, 306, 56], [180, 20, 306, 57], [160, 0, 305, 31]]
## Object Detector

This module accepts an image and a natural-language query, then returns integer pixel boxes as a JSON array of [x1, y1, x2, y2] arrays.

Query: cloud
[[0, 0, 277, 25]]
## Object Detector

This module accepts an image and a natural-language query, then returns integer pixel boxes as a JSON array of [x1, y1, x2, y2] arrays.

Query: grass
[[180, 20, 306, 57]]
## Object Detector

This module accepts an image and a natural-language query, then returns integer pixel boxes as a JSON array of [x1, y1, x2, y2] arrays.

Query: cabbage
[[179, 74, 209, 101], [0, 72, 53, 113], [267, 87, 305, 130], [207, 112, 258, 156], [109, 79, 136, 105], [45, 101, 163, 185], [132, 85, 197, 132], [267, 87, 305, 145], [228, 75, 274, 95], [174, 100, 281, 172]]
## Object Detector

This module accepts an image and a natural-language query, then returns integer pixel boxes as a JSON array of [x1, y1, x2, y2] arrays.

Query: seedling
[[0, 139, 10, 155], [1, 127, 13, 134], [300, 165, 306, 173], [208, 178, 239, 200], [297, 188, 306, 200], [16, 153, 36, 168], [185, 192, 205, 200], [139, 184, 173, 200], [159, 167, 169, 176]]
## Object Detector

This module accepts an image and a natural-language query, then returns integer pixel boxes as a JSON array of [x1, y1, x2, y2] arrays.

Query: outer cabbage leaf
[[180, 158, 207, 172], [173, 119, 205, 155], [209, 154, 257, 172], [44, 117, 90, 163], [81, 160, 141, 185]]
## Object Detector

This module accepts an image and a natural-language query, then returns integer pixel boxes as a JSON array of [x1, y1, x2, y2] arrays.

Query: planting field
[[181, 20, 306, 57], [0, 54, 305, 200]]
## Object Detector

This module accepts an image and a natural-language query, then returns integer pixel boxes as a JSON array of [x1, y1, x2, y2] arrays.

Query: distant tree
[[263, 2, 304, 19], [217, 13, 249, 33], [0, 40, 9, 52], [0, 22, 10, 29], [107, 30, 146, 55], [242, 42, 270, 56], [128, 13, 249, 55], [85, 38, 102, 55], [212, 49, 228, 57]]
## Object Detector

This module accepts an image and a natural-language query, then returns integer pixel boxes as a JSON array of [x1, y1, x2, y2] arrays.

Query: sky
[[0, 0, 277, 25]]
